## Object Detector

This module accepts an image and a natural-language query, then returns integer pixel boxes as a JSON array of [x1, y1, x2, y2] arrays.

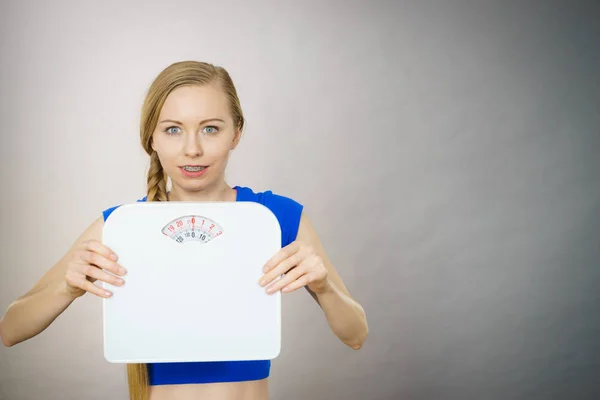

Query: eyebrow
[[158, 118, 226, 125]]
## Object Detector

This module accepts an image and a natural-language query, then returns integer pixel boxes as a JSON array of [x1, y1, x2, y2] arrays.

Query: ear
[[231, 128, 242, 150]]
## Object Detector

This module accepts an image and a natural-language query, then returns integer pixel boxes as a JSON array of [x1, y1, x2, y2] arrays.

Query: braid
[[146, 151, 168, 202], [126, 364, 149, 400], [126, 152, 167, 399], [125, 153, 166, 399]]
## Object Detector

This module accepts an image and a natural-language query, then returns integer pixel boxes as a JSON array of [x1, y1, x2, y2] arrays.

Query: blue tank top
[[101, 186, 304, 385]]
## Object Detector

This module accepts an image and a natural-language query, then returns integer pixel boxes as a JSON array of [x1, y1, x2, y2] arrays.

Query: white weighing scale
[[101, 201, 282, 364]]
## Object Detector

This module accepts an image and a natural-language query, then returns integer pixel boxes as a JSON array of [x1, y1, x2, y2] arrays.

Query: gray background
[[1, 0, 599, 399]]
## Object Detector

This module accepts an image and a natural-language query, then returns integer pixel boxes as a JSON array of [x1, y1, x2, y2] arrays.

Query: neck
[[167, 181, 236, 202]]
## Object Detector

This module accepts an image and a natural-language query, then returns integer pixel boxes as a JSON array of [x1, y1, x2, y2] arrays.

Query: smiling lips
[[181, 165, 206, 172], [179, 165, 209, 177]]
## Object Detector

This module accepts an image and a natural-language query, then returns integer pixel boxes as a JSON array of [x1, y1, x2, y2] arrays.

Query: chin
[[176, 178, 218, 191], [177, 181, 211, 191]]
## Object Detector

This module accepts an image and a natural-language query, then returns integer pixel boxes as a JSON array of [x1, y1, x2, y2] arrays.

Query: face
[[151, 84, 241, 193]]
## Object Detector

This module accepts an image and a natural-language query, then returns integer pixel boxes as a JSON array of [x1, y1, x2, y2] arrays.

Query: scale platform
[[101, 201, 282, 364]]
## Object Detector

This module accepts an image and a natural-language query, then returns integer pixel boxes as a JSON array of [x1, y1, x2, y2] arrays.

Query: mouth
[[180, 165, 208, 172]]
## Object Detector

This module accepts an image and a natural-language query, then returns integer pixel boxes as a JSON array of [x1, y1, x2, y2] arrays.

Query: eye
[[203, 126, 219, 134], [165, 126, 181, 135]]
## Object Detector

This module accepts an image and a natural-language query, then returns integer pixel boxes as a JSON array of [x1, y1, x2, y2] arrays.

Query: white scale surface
[[101, 201, 282, 364]]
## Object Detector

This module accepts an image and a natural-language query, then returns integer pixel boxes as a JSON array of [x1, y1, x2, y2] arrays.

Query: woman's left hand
[[259, 240, 330, 295]]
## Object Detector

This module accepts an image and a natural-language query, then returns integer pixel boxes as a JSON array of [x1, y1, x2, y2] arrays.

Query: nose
[[184, 132, 203, 157]]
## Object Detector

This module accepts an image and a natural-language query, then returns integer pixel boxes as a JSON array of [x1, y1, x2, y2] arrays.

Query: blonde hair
[[129, 60, 245, 400]]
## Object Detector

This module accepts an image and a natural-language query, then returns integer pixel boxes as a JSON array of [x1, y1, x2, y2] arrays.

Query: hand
[[259, 240, 330, 295], [63, 239, 127, 299]]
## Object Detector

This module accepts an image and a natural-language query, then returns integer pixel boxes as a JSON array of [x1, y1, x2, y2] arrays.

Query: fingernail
[[262, 265, 268, 272], [111, 254, 118, 261], [105, 291, 112, 297], [119, 268, 127, 275]]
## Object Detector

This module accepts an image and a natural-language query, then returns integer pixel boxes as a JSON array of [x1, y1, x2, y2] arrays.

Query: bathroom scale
[[101, 201, 282, 364]]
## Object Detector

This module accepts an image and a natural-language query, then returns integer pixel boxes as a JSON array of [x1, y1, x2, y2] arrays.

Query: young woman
[[0, 61, 368, 400]]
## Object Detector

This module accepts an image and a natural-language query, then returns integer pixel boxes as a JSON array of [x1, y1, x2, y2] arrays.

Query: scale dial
[[161, 215, 223, 244]]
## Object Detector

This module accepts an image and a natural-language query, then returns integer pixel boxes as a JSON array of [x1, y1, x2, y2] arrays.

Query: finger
[[266, 266, 306, 294], [274, 254, 322, 293], [82, 239, 119, 261], [82, 240, 125, 274], [259, 250, 305, 287], [80, 248, 127, 276], [86, 280, 115, 298], [262, 242, 300, 273], [281, 274, 312, 294], [66, 272, 113, 298], [76, 262, 125, 288]]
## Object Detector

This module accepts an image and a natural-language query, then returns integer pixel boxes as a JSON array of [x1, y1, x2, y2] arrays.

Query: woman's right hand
[[63, 239, 127, 298]]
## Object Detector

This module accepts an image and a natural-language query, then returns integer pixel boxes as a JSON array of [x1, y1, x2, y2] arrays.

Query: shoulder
[[102, 196, 147, 222], [235, 186, 304, 247]]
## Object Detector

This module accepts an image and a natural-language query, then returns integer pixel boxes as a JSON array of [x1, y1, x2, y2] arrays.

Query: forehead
[[159, 84, 230, 122]]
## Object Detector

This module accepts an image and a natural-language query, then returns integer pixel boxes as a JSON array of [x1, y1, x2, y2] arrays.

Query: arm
[[296, 213, 368, 349], [260, 212, 369, 349], [0, 283, 80, 347], [0, 216, 105, 347]]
